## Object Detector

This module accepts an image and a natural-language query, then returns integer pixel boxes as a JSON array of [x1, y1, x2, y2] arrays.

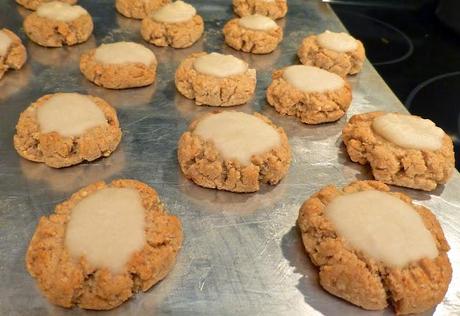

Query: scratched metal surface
[[0, 0, 459, 315]]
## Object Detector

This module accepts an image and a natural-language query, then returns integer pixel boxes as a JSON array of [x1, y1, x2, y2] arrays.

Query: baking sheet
[[0, 0, 459, 315]]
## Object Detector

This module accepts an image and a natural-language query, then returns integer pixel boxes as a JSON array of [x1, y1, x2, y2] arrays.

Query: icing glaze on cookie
[[95, 42, 156, 66], [372, 113, 444, 151], [37, 93, 107, 137], [193, 52, 248, 78], [0, 30, 12, 57], [194, 112, 280, 165], [238, 14, 277, 31], [317, 30, 358, 53], [325, 190, 438, 268], [283, 65, 344, 93], [151, 1, 196, 23], [36, 2, 88, 22], [65, 187, 146, 273]]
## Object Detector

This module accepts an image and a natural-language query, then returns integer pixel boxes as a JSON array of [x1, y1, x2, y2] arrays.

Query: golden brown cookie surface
[[23, 2, 93, 47], [178, 111, 291, 193], [266, 65, 352, 124], [115, 0, 170, 19], [26, 179, 183, 310], [233, 0, 287, 20], [14, 93, 122, 168], [0, 28, 27, 80], [80, 42, 157, 89], [175, 52, 257, 106], [342, 112, 455, 191], [297, 180, 452, 315], [297, 32, 365, 77], [16, 0, 77, 11], [223, 15, 283, 54]]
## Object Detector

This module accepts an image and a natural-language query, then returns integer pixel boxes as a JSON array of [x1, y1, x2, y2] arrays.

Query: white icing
[[372, 113, 445, 151], [36, 1, 88, 22], [317, 30, 358, 53], [65, 188, 146, 274], [151, 1, 196, 23], [194, 111, 281, 165], [282, 65, 344, 93], [193, 53, 248, 78], [94, 42, 156, 66], [36, 93, 108, 137], [0, 30, 12, 57], [325, 190, 438, 268], [238, 14, 277, 31]]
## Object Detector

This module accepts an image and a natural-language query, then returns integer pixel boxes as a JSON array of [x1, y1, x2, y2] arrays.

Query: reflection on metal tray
[[0, 0, 459, 315]]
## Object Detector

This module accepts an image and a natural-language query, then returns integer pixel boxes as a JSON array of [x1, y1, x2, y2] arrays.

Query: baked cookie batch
[[5, 0, 456, 314]]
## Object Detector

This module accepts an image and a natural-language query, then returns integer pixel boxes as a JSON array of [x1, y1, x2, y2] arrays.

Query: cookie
[[14, 93, 122, 168], [140, 1, 204, 48], [115, 0, 170, 19], [26, 179, 183, 310], [297, 180, 452, 314], [223, 14, 283, 54], [16, 0, 77, 11], [342, 112, 454, 191], [298, 30, 365, 77], [80, 41, 157, 89], [266, 65, 352, 124], [178, 111, 291, 193], [23, 1, 93, 47], [0, 28, 27, 80], [233, 0, 287, 20], [175, 52, 257, 106]]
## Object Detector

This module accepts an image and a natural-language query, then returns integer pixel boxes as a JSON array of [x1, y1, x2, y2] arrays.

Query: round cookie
[[233, 0, 287, 20], [223, 14, 283, 54], [342, 111, 455, 191], [297, 180, 452, 314], [115, 0, 170, 19], [0, 28, 27, 80], [266, 65, 352, 124], [298, 30, 365, 77], [178, 111, 291, 193], [140, 1, 204, 48], [23, 1, 93, 47], [14, 93, 122, 168], [80, 41, 157, 89], [26, 179, 183, 310], [16, 0, 77, 11], [175, 52, 257, 106]]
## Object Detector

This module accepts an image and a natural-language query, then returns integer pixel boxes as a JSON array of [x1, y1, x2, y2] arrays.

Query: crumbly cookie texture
[[175, 52, 257, 106], [140, 15, 204, 48], [298, 35, 365, 77], [26, 179, 183, 310], [115, 0, 170, 19], [0, 28, 27, 80], [233, 0, 287, 20], [14, 94, 122, 168], [80, 49, 157, 89], [266, 67, 352, 124], [298, 180, 452, 315], [23, 11, 93, 47], [16, 0, 77, 11], [178, 112, 291, 193], [342, 112, 455, 191], [223, 18, 283, 54]]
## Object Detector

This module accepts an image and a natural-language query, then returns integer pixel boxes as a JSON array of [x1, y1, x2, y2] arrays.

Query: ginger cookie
[[266, 65, 352, 124], [175, 52, 256, 106], [115, 0, 170, 20], [0, 28, 27, 80], [26, 179, 183, 310], [178, 111, 291, 192], [233, 0, 287, 20], [298, 30, 365, 77], [342, 112, 455, 191], [298, 180, 452, 315], [14, 93, 122, 168]]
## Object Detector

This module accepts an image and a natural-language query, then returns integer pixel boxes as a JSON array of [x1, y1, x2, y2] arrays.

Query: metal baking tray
[[0, 0, 459, 315]]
